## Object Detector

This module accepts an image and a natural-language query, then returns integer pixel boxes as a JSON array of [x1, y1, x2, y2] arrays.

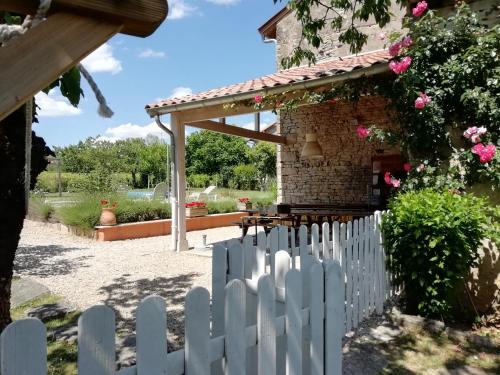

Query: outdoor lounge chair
[[152, 182, 169, 200], [188, 185, 217, 201]]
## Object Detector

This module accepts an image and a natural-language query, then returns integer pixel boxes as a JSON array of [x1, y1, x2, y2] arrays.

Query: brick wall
[[277, 96, 400, 205]]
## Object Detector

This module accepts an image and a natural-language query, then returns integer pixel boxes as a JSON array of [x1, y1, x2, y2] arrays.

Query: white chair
[[152, 182, 169, 200], [189, 185, 217, 201]]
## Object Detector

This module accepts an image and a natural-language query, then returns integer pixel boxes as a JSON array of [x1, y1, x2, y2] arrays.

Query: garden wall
[[95, 212, 246, 241], [277, 97, 400, 205]]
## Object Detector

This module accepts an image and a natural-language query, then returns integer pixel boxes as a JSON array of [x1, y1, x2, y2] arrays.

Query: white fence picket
[[257, 274, 276, 375], [345, 220, 353, 333], [255, 231, 267, 278], [375, 211, 384, 314], [279, 225, 289, 251], [136, 296, 168, 375], [225, 279, 246, 375], [325, 260, 343, 375], [228, 242, 244, 281], [185, 287, 210, 375], [309, 262, 324, 375], [270, 227, 279, 278], [286, 269, 303, 375], [0, 318, 46, 375], [322, 222, 330, 260], [311, 224, 320, 260], [243, 235, 255, 279], [352, 219, 359, 329], [211, 244, 227, 338], [332, 221, 340, 263], [78, 305, 115, 375]]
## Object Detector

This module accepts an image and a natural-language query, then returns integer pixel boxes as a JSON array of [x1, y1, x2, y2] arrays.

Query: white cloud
[[205, 0, 240, 5], [98, 122, 168, 142], [82, 43, 122, 74], [138, 48, 166, 58], [169, 86, 193, 98], [35, 90, 82, 118], [240, 121, 270, 130], [169, 0, 198, 20]]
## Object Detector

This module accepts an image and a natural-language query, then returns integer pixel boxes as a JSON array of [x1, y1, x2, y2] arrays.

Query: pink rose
[[356, 127, 370, 139], [412, 1, 428, 17], [255, 95, 263, 103], [463, 126, 478, 139], [389, 42, 402, 57], [471, 134, 482, 143], [391, 178, 401, 188], [416, 163, 425, 172], [403, 163, 411, 172], [402, 36, 413, 48], [472, 143, 496, 163], [384, 171, 392, 185], [464, 126, 487, 142], [390, 56, 412, 74], [415, 92, 431, 109]]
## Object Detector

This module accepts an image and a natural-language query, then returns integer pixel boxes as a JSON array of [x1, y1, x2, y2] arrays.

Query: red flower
[[101, 200, 108, 206], [239, 197, 250, 203], [327, 98, 337, 105], [254, 95, 263, 103], [403, 163, 411, 172], [384, 171, 392, 185], [356, 127, 370, 139]]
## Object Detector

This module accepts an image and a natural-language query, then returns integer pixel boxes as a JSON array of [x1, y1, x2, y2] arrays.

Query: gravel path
[[14, 220, 244, 349]]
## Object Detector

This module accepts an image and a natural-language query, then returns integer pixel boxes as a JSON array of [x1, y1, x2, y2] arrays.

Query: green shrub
[[28, 197, 54, 221], [188, 174, 211, 188], [57, 194, 171, 230], [381, 190, 489, 318], [36, 172, 86, 193], [206, 200, 237, 214], [229, 164, 259, 190]]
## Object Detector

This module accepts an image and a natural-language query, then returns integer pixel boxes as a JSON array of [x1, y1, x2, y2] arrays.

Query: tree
[[186, 131, 249, 186], [248, 141, 277, 189], [274, 0, 407, 68]]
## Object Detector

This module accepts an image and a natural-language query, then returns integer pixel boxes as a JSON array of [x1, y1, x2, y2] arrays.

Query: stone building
[[145, 0, 497, 251]]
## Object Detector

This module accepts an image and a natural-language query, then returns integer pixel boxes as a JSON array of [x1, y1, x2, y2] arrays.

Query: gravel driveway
[[14, 220, 244, 349]]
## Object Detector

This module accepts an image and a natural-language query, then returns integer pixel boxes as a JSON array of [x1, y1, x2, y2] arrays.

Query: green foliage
[[188, 174, 212, 188], [378, 4, 500, 187], [248, 142, 277, 187], [206, 200, 237, 214], [36, 171, 131, 193], [186, 130, 249, 182], [274, 0, 406, 68], [229, 164, 259, 190], [28, 197, 54, 222], [381, 190, 489, 318], [57, 194, 171, 230]]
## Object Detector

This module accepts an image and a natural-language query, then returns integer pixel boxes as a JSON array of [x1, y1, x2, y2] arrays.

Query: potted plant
[[99, 200, 117, 226], [186, 201, 208, 217], [238, 197, 252, 210]]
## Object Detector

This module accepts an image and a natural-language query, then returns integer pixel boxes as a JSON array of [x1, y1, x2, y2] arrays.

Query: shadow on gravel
[[14, 245, 92, 277], [98, 273, 200, 351]]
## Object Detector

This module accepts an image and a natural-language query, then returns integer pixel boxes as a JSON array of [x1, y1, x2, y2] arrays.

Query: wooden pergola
[[0, 0, 168, 121], [145, 51, 389, 251]]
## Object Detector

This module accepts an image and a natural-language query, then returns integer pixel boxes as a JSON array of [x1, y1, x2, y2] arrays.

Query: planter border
[[95, 211, 246, 241]]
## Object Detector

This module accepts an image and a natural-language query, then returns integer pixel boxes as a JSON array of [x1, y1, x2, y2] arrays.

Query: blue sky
[[34, 0, 283, 147]]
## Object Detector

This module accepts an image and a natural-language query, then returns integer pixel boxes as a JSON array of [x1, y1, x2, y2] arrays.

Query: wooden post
[[171, 114, 188, 251]]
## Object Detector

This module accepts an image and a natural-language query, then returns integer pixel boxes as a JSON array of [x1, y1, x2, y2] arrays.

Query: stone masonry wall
[[275, 3, 406, 67], [277, 96, 400, 205]]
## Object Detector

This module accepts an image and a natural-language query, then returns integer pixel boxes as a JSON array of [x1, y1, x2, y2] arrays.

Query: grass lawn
[[11, 294, 79, 375], [379, 326, 499, 374]]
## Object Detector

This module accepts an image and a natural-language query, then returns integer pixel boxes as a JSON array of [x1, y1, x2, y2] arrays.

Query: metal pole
[[57, 158, 62, 197], [155, 115, 178, 252]]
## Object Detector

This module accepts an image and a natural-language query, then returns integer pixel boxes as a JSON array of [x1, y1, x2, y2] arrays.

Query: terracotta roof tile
[[146, 50, 390, 111]]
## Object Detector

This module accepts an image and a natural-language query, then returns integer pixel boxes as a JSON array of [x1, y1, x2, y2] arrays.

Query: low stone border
[[25, 219, 97, 239], [390, 307, 499, 349], [95, 212, 246, 241]]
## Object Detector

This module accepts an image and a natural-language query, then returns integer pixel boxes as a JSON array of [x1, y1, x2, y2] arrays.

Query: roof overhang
[[258, 5, 292, 40], [145, 50, 390, 120]]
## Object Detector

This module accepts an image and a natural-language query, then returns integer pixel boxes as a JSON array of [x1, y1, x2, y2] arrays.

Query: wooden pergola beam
[[1, 0, 168, 37], [188, 120, 289, 144], [0, 12, 122, 121]]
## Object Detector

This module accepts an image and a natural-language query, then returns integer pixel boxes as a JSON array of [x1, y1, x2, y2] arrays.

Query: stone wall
[[275, 3, 406, 67], [277, 96, 400, 205]]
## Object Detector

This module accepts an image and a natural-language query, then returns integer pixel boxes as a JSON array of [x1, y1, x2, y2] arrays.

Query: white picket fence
[[0, 212, 392, 375], [212, 211, 393, 339]]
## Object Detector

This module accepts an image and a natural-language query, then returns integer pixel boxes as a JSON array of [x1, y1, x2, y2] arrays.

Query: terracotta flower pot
[[99, 208, 117, 226]]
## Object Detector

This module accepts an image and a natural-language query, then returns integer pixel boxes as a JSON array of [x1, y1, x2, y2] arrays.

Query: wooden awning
[[0, 0, 168, 121]]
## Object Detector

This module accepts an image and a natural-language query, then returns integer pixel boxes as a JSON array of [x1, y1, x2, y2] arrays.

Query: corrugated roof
[[146, 50, 390, 113]]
